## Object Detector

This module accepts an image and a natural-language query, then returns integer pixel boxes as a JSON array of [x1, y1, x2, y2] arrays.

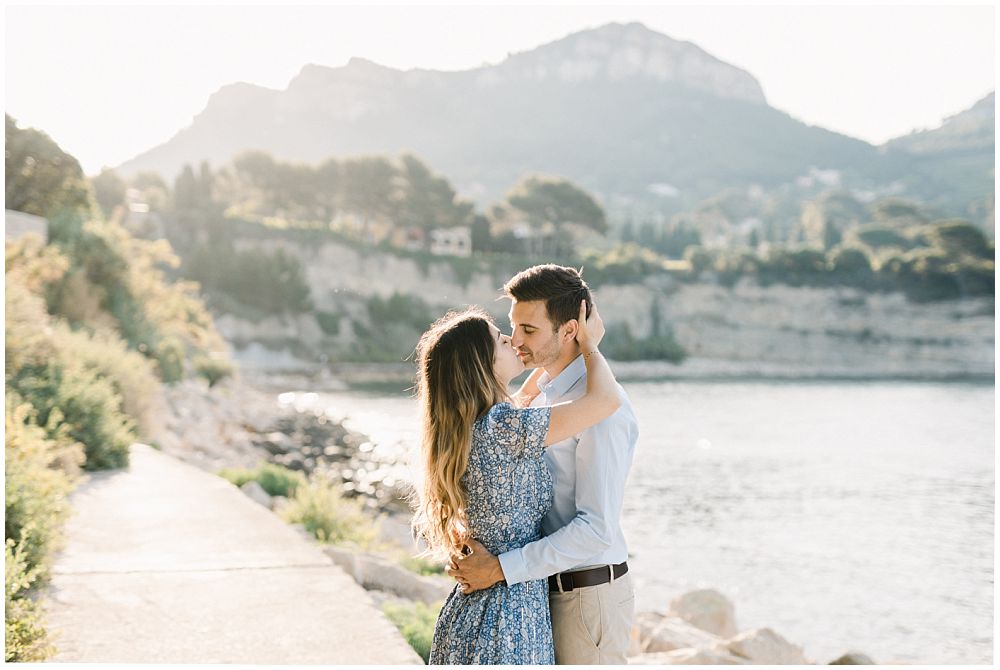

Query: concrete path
[[43, 443, 422, 664]]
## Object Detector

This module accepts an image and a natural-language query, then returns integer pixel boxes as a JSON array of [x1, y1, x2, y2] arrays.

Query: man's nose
[[510, 331, 523, 348]]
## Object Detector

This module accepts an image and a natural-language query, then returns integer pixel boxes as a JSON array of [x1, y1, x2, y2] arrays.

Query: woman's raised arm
[[544, 300, 621, 446]]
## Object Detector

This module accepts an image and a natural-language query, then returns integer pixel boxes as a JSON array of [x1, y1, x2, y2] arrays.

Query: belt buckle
[[608, 564, 615, 583]]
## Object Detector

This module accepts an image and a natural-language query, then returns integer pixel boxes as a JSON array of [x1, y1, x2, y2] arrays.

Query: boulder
[[239, 480, 273, 508], [629, 647, 750, 665], [629, 611, 665, 656], [255, 431, 296, 455], [643, 615, 727, 653], [321, 546, 454, 604], [668, 589, 738, 638], [323, 544, 361, 579], [725, 627, 809, 664], [829, 651, 876, 664], [270, 495, 290, 513]]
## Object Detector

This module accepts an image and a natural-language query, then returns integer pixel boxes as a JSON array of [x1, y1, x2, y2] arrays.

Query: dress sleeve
[[484, 402, 551, 459]]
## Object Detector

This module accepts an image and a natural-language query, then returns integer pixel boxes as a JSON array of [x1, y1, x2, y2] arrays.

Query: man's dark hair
[[503, 264, 593, 330]]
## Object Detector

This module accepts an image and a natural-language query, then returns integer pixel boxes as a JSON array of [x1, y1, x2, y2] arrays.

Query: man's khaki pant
[[549, 571, 635, 664]]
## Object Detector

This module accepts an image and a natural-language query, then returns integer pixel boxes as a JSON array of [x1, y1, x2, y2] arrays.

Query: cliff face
[[218, 238, 994, 379]]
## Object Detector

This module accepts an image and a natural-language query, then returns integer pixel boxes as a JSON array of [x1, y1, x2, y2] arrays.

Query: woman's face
[[489, 323, 524, 385]]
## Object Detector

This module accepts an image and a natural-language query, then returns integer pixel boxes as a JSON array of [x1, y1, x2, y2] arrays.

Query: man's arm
[[452, 401, 636, 590]]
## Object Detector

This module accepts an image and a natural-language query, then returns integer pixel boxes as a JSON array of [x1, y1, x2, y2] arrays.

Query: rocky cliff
[[214, 238, 994, 380]]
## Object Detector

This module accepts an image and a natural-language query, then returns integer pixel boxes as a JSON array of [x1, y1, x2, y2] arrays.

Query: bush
[[219, 462, 306, 498], [154, 335, 186, 383], [4, 399, 81, 575], [381, 600, 441, 663], [398, 553, 446, 576], [279, 474, 379, 546], [50, 327, 160, 438], [13, 362, 135, 470], [315, 311, 342, 336], [602, 323, 687, 363], [5, 533, 55, 662], [194, 355, 235, 388]]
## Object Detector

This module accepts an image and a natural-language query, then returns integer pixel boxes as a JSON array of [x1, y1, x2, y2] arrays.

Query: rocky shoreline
[[153, 372, 880, 664], [233, 356, 995, 388]]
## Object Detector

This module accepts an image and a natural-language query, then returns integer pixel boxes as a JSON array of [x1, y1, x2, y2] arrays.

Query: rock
[[643, 615, 727, 653], [270, 495, 290, 513], [321, 546, 454, 604], [725, 627, 809, 664], [668, 589, 738, 638], [323, 545, 361, 580], [255, 431, 296, 455], [829, 651, 876, 664], [289, 523, 315, 542], [629, 647, 750, 665], [239, 480, 273, 508]]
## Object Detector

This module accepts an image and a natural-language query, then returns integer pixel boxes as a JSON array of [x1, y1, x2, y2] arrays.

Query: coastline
[[235, 356, 995, 391]]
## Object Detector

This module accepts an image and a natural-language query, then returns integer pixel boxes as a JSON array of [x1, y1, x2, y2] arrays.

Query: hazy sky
[[5, 3, 996, 175]]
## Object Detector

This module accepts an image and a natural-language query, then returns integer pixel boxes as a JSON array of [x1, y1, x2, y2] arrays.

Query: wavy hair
[[412, 307, 508, 558]]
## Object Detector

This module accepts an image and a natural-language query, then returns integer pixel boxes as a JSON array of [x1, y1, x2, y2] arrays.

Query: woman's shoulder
[[477, 401, 515, 427]]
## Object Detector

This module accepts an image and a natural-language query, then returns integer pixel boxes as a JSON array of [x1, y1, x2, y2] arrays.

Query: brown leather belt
[[548, 562, 628, 593]]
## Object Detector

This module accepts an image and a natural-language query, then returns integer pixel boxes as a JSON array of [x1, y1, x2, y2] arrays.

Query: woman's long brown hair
[[412, 308, 509, 559]]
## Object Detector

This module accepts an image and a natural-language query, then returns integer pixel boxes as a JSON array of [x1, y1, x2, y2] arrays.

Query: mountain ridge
[[115, 22, 992, 218]]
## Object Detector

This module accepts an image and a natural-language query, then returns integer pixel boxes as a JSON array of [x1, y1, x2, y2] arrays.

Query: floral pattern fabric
[[429, 402, 555, 665]]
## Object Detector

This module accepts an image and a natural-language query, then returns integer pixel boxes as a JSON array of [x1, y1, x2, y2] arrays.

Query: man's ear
[[562, 318, 579, 343]]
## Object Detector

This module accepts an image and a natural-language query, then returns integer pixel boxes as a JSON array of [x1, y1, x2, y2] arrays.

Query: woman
[[412, 300, 621, 664]]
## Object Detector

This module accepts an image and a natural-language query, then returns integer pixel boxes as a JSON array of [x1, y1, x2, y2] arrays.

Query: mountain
[[882, 92, 994, 216], [116, 22, 986, 216], [886, 91, 994, 155]]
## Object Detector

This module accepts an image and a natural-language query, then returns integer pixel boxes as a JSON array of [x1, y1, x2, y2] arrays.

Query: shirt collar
[[536, 354, 586, 399]]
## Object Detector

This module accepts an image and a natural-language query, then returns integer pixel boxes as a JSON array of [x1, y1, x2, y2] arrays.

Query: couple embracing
[[413, 264, 639, 665]]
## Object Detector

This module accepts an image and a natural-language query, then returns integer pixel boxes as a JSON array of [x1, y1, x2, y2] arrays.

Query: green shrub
[[218, 462, 306, 498], [382, 600, 441, 663], [602, 323, 687, 363], [398, 551, 446, 576], [279, 474, 379, 546], [194, 355, 234, 388], [5, 533, 55, 662], [154, 336, 186, 383], [4, 399, 81, 575], [50, 327, 160, 438], [13, 362, 134, 470], [315, 311, 342, 335]]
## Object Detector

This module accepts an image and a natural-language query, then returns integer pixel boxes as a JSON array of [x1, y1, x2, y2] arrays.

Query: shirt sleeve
[[498, 398, 636, 585], [484, 402, 552, 460]]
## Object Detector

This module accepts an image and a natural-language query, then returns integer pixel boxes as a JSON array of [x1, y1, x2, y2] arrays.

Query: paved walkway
[[43, 444, 422, 664]]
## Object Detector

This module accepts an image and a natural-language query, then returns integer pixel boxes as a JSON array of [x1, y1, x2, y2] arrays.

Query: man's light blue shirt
[[498, 354, 639, 585]]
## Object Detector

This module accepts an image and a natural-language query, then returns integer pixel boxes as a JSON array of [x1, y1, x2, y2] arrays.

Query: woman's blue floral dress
[[429, 402, 554, 665]]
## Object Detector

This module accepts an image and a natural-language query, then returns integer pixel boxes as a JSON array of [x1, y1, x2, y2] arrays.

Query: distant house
[[430, 226, 471, 257], [5, 209, 47, 242], [122, 188, 165, 238]]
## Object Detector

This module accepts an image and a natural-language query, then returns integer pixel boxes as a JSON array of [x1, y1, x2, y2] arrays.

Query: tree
[[315, 158, 341, 221], [197, 161, 214, 210], [506, 175, 607, 234], [828, 245, 874, 287], [341, 156, 399, 224], [470, 214, 492, 252], [173, 164, 198, 211], [396, 154, 471, 233], [5, 114, 94, 220], [799, 191, 864, 249], [920, 219, 992, 259], [90, 168, 127, 219]]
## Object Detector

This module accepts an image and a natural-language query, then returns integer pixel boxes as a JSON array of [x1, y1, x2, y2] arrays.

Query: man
[[449, 264, 639, 664]]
